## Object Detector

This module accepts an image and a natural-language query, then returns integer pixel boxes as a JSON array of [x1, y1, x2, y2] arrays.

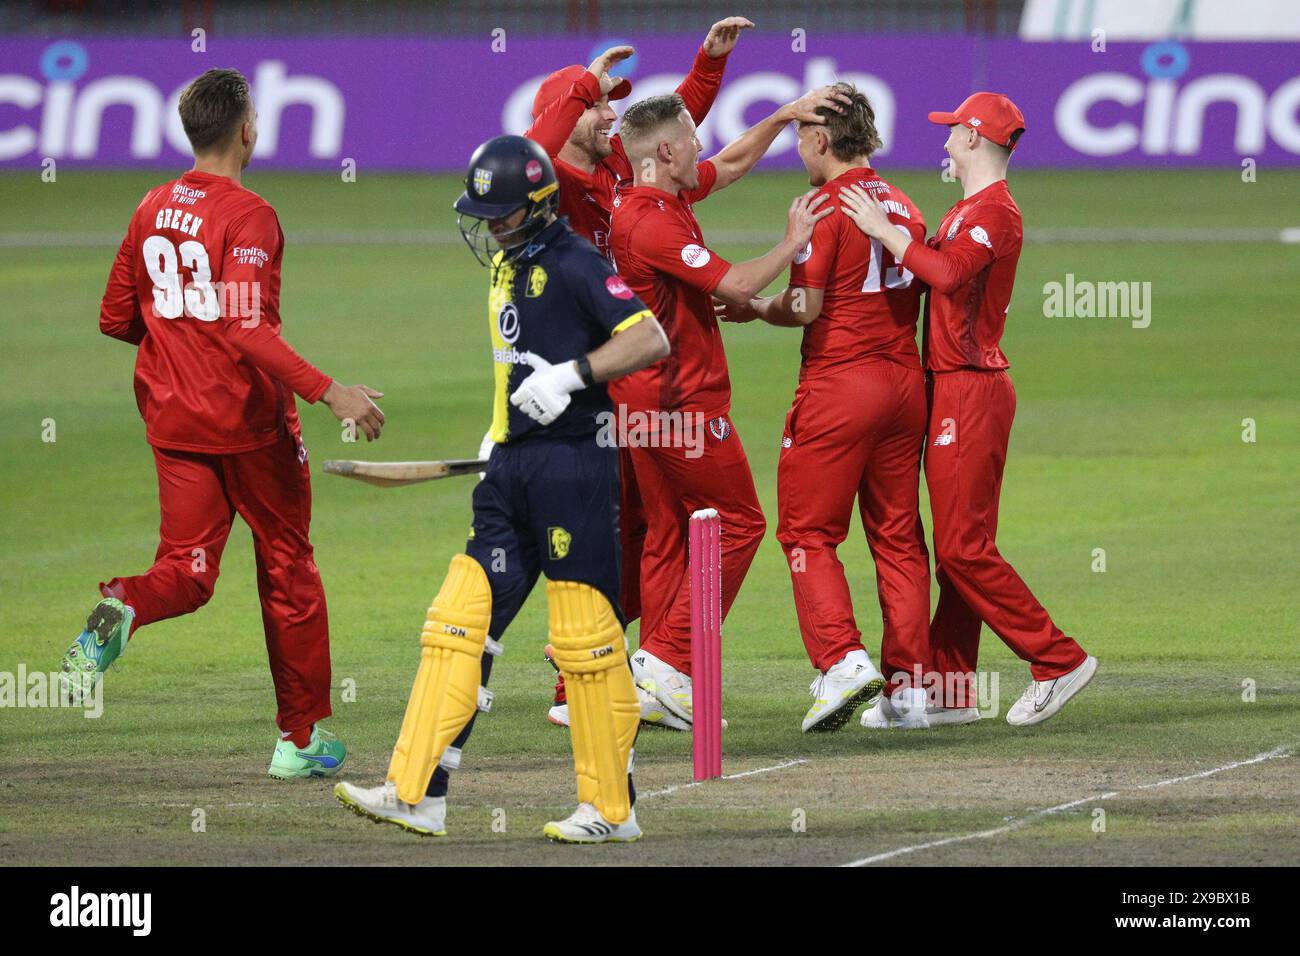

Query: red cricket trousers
[[925, 370, 1086, 706], [618, 445, 646, 623], [629, 413, 765, 675], [106, 430, 332, 735], [776, 362, 931, 684]]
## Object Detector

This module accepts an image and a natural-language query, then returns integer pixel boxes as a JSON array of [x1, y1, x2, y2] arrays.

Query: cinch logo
[[1055, 41, 1300, 157], [0, 41, 345, 162], [49, 885, 152, 936]]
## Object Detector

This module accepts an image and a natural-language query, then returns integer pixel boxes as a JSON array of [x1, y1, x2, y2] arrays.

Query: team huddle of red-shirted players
[[527, 16, 1097, 734]]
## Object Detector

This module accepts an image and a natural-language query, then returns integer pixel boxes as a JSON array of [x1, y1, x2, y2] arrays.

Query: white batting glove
[[477, 429, 494, 480], [509, 352, 585, 426]]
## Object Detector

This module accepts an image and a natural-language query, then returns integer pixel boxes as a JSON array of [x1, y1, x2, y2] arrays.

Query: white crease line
[[841, 743, 1295, 867], [639, 758, 808, 800]]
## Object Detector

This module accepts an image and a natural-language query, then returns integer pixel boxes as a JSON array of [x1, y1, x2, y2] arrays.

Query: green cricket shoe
[[268, 727, 347, 780], [59, 597, 134, 704]]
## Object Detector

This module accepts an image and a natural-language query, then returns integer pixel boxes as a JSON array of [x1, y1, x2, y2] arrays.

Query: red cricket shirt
[[100, 170, 330, 454], [790, 166, 926, 379], [607, 162, 732, 417], [902, 179, 1023, 372], [525, 46, 727, 258]]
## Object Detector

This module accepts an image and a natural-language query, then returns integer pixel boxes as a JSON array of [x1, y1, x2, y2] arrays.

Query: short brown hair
[[618, 93, 688, 150], [178, 68, 251, 152], [809, 82, 883, 161]]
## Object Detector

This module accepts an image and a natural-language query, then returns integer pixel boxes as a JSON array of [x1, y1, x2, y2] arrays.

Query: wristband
[[576, 355, 595, 387]]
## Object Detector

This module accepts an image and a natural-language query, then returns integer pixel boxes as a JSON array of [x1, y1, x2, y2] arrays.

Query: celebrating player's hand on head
[[778, 85, 853, 125], [586, 46, 636, 96], [785, 190, 833, 248], [837, 182, 894, 240], [322, 381, 386, 441], [702, 16, 755, 58]]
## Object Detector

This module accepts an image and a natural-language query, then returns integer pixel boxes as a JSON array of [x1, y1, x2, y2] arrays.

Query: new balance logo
[[933, 434, 954, 446]]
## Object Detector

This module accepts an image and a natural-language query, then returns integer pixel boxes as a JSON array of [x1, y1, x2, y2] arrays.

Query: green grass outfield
[[0, 168, 1297, 865]]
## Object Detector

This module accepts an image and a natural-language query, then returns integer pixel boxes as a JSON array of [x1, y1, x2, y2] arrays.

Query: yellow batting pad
[[388, 554, 493, 805], [547, 581, 639, 824]]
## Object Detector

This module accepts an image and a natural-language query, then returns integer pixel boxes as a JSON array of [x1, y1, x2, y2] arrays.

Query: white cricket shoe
[[637, 685, 691, 731], [543, 803, 642, 844], [334, 780, 447, 837], [1006, 655, 1098, 727], [860, 687, 932, 729], [630, 649, 693, 723], [550, 688, 694, 732], [802, 649, 885, 732]]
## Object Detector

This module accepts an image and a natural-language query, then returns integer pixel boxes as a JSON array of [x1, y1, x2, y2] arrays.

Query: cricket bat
[[321, 458, 487, 488]]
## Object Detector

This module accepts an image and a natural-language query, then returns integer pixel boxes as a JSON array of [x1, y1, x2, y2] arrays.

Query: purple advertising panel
[[1, 35, 1298, 169]]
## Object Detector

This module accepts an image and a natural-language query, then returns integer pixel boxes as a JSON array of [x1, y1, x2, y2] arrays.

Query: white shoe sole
[[543, 822, 642, 844], [1007, 656, 1098, 727], [333, 783, 446, 837], [547, 704, 569, 727], [803, 674, 885, 733]]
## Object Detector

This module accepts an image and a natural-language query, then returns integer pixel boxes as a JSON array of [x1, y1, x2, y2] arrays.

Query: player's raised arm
[[711, 190, 832, 305], [675, 16, 753, 123], [704, 85, 851, 194], [216, 206, 386, 440], [526, 46, 634, 158]]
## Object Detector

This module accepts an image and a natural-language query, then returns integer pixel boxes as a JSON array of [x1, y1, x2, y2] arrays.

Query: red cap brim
[[928, 111, 960, 126], [609, 77, 633, 102]]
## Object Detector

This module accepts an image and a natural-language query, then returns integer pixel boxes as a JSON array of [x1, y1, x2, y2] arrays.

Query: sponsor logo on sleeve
[[681, 243, 711, 268], [605, 275, 634, 299], [793, 241, 812, 265], [968, 226, 992, 249], [945, 215, 965, 241], [231, 245, 268, 267]]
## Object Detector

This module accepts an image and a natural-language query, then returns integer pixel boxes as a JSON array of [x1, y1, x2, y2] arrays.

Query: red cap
[[928, 92, 1025, 151], [532, 65, 632, 120]]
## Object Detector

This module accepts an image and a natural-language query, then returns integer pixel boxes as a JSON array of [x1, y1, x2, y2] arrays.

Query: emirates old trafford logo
[[472, 167, 493, 195], [548, 527, 572, 560]]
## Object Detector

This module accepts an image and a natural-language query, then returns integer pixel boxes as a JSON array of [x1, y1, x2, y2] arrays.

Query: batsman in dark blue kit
[[335, 135, 669, 844]]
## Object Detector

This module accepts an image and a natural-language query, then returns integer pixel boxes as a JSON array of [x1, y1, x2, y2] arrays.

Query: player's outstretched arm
[[839, 182, 992, 293], [712, 191, 831, 305], [705, 85, 851, 193], [676, 17, 753, 123], [526, 46, 634, 158], [743, 285, 825, 327]]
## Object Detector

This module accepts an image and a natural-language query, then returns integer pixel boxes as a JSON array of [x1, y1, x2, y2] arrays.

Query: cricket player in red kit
[[610, 88, 844, 725], [522, 18, 749, 727], [840, 92, 1097, 728], [721, 84, 932, 732], [57, 69, 387, 776]]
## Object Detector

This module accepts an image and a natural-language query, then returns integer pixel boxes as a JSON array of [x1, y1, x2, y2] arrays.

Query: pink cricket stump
[[689, 508, 722, 781]]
